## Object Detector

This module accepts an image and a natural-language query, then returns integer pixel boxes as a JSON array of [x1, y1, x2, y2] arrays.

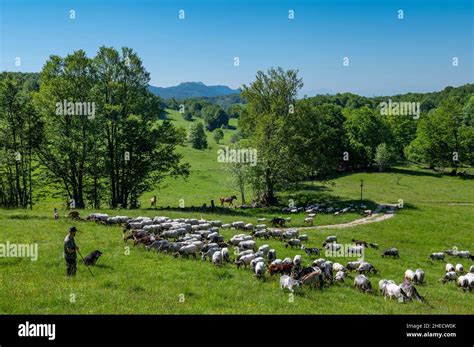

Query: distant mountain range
[[149, 82, 239, 99]]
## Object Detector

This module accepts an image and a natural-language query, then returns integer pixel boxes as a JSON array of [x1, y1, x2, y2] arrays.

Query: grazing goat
[[267, 249, 276, 262], [301, 245, 320, 257], [146, 239, 169, 252], [250, 257, 265, 271], [269, 262, 294, 276], [455, 264, 464, 274], [356, 262, 378, 274], [320, 261, 334, 284], [300, 269, 324, 289], [292, 266, 317, 280], [270, 217, 286, 228], [382, 282, 409, 302], [445, 263, 455, 272], [441, 271, 458, 283], [404, 269, 416, 283], [212, 251, 223, 266], [444, 249, 458, 256], [270, 230, 283, 239], [221, 247, 230, 263], [429, 252, 445, 260], [403, 269, 424, 284], [231, 221, 245, 230], [254, 262, 266, 278], [202, 243, 219, 252], [238, 240, 257, 251], [123, 228, 147, 241], [283, 229, 299, 239], [174, 244, 197, 259], [415, 269, 425, 284], [332, 263, 346, 273], [457, 275, 470, 291], [382, 248, 399, 258], [280, 275, 301, 292], [254, 230, 269, 240], [134, 235, 155, 247], [335, 270, 345, 283], [285, 239, 301, 249], [354, 275, 373, 293], [258, 245, 270, 256], [236, 249, 254, 260], [400, 280, 425, 303], [378, 279, 394, 294], [313, 258, 326, 268], [457, 251, 471, 259], [235, 253, 256, 269], [293, 255, 302, 271], [457, 273, 473, 291], [352, 239, 368, 248], [201, 247, 220, 261], [346, 261, 361, 272], [298, 234, 308, 242]]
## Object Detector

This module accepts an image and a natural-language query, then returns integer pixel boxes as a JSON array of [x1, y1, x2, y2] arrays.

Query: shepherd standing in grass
[[64, 226, 79, 277]]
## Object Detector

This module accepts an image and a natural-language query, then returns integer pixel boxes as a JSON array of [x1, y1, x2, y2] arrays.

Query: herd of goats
[[84, 210, 474, 303]]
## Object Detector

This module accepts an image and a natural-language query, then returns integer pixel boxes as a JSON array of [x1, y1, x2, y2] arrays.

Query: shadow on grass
[[159, 113, 173, 121], [148, 206, 281, 218], [150, 198, 382, 219], [288, 184, 333, 192], [386, 167, 444, 178], [400, 202, 418, 211], [321, 166, 451, 180], [93, 263, 114, 270], [7, 214, 50, 220]]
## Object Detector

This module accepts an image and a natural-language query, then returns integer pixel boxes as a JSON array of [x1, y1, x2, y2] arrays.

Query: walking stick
[[77, 250, 94, 277]]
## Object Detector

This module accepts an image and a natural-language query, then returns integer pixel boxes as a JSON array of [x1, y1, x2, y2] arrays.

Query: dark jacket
[[64, 234, 77, 260]]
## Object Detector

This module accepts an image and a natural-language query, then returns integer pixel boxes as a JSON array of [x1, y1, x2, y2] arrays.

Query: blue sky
[[1, 0, 472, 96]]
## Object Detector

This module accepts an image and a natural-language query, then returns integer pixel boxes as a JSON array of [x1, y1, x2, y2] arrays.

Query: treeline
[[2, 62, 472, 208], [235, 68, 473, 205], [0, 47, 189, 209], [0, 73, 40, 208], [166, 97, 244, 131], [309, 84, 474, 112]]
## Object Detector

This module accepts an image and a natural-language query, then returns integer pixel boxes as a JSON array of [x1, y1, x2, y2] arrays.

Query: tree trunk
[[261, 168, 276, 205]]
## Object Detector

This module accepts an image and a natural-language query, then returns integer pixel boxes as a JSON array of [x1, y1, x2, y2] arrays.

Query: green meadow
[[0, 109, 472, 314]]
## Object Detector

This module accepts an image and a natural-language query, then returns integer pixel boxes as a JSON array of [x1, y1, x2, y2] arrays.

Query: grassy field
[[0, 110, 473, 314], [146, 109, 242, 208]]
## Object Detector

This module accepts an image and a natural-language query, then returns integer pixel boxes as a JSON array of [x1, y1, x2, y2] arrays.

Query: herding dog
[[83, 250, 103, 266]]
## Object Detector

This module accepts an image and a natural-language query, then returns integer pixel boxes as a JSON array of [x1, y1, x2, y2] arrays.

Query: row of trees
[[0, 74, 40, 208], [2, 61, 472, 208], [234, 68, 473, 205], [405, 97, 474, 173], [0, 47, 189, 208]]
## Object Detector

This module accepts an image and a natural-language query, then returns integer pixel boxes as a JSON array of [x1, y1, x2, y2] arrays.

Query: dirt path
[[272, 204, 397, 231]]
